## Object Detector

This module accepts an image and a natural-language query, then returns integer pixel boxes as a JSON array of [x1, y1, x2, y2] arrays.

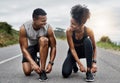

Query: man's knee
[[22, 63, 32, 76], [39, 37, 49, 47], [24, 70, 31, 76]]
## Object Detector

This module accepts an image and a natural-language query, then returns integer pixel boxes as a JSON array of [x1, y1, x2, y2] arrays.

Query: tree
[[0, 22, 12, 34], [54, 27, 66, 39], [99, 36, 111, 43]]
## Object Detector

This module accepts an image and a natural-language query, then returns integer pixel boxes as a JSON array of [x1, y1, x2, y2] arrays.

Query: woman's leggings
[[62, 38, 93, 78]]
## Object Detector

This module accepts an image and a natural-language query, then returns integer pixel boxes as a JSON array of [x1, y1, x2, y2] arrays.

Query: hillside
[[0, 22, 19, 47]]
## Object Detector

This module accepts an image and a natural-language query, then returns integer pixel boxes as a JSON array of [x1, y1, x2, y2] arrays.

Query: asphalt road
[[0, 40, 120, 83]]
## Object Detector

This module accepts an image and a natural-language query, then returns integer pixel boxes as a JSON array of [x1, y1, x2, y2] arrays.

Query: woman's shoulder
[[66, 27, 71, 31], [66, 27, 73, 36], [85, 26, 93, 33], [85, 26, 94, 36], [66, 27, 72, 33]]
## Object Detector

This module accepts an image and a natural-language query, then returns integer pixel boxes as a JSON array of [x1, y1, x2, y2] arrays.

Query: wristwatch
[[49, 61, 54, 66], [92, 59, 97, 63]]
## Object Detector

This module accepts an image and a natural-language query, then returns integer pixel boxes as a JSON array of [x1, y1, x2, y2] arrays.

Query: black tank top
[[72, 26, 88, 47]]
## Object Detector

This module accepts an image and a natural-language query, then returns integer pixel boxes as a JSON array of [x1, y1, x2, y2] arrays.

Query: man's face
[[33, 15, 47, 30]]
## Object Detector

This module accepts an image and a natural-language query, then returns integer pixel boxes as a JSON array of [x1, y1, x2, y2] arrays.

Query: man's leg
[[38, 37, 49, 81], [62, 50, 76, 78], [22, 62, 32, 76], [39, 37, 49, 71], [22, 45, 37, 76]]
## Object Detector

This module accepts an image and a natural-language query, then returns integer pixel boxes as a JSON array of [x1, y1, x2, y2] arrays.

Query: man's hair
[[70, 4, 90, 25], [32, 8, 47, 19]]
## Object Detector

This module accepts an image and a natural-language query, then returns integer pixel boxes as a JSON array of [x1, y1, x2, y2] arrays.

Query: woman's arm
[[66, 28, 85, 69]]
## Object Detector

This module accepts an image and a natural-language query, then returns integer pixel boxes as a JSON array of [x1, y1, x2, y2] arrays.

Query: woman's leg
[[84, 38, 94, 81], [62, 50, 76, 78], [84, 38, 93, 71], [72, 62, 78, 73]]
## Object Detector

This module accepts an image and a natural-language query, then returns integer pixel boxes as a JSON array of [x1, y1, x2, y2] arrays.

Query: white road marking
[[0, 54, 21, 64]]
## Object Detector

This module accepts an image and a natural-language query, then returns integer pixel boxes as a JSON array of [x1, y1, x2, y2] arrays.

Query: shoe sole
[[86, 79, 94, 82], [39, 78, 48, 82]]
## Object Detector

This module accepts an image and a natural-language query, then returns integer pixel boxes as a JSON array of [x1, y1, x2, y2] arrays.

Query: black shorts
[[22, 44, 39, 63]]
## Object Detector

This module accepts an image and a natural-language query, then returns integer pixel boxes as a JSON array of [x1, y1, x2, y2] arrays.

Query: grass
[[0, 28, 66, 47], [97, 41, 120, 51], [56, 36, 66, 40], [0, 29, 19, 47]]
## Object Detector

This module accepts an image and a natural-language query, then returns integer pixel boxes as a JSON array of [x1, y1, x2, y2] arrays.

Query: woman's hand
[[78, 64, 86, 72], [91, 63, 97, 73]]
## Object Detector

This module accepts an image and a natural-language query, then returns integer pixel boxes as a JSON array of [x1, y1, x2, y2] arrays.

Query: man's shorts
[[22, 44, 39, 63]]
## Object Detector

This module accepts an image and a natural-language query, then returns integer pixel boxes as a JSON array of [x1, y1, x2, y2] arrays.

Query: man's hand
[[32, 63, 41, 74], [45, 63, 52, 73], [78, 64, 86, 72], [91, 63, 97, 73]]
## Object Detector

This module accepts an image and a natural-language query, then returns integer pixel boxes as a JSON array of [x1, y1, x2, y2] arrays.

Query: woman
[[62, 4, 97, 82]]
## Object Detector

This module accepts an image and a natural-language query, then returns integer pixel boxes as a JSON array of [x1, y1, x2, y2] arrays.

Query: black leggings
[[62, 38, 93, 78]]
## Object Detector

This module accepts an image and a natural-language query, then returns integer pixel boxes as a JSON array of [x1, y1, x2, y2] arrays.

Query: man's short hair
[[32, 8, 47, 19]]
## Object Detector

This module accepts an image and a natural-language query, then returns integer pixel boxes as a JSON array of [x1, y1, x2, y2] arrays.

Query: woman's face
[[70, 18, 80, 31], [70, 18, 84, 32]]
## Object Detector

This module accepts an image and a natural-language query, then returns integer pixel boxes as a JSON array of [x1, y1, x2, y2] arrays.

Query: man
[[62, 4, 97, 82], [19, 8, 56, 81]]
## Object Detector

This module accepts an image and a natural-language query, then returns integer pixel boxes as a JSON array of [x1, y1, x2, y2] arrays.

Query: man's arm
[[19, 25, 40, 73], [47, 26, 56, 63], [45, 25, 56, 73]]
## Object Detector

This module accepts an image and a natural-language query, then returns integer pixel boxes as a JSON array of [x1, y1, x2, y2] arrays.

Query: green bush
[[97, 36, 120, 51], [0, 22, 19, 47], [99, 36, 111, 43], [0, 22, 12, 34], [54, 27, 66, 39]]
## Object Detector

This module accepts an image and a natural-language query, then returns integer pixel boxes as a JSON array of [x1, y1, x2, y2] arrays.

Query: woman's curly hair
[[70, 4, 90, 25]]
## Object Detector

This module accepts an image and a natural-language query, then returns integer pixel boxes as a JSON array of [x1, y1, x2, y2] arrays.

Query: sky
[[0, 0, 120, 42]]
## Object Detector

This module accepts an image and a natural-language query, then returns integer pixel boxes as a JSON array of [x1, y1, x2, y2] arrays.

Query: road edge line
[[0, 54, 21, 64]]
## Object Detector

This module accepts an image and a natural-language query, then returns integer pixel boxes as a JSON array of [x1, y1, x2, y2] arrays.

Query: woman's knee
[[84, 38, 93, 49], [62, 68, 72, 78], [84, 38, 92, 45], [62, 58, 72, 78]]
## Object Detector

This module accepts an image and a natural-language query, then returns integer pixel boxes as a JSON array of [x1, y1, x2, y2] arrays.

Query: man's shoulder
[[45, 23, 53, 32], [22, 20, 33, 30], [45, 23, 50, 28], [24, 20, 33, 26]]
